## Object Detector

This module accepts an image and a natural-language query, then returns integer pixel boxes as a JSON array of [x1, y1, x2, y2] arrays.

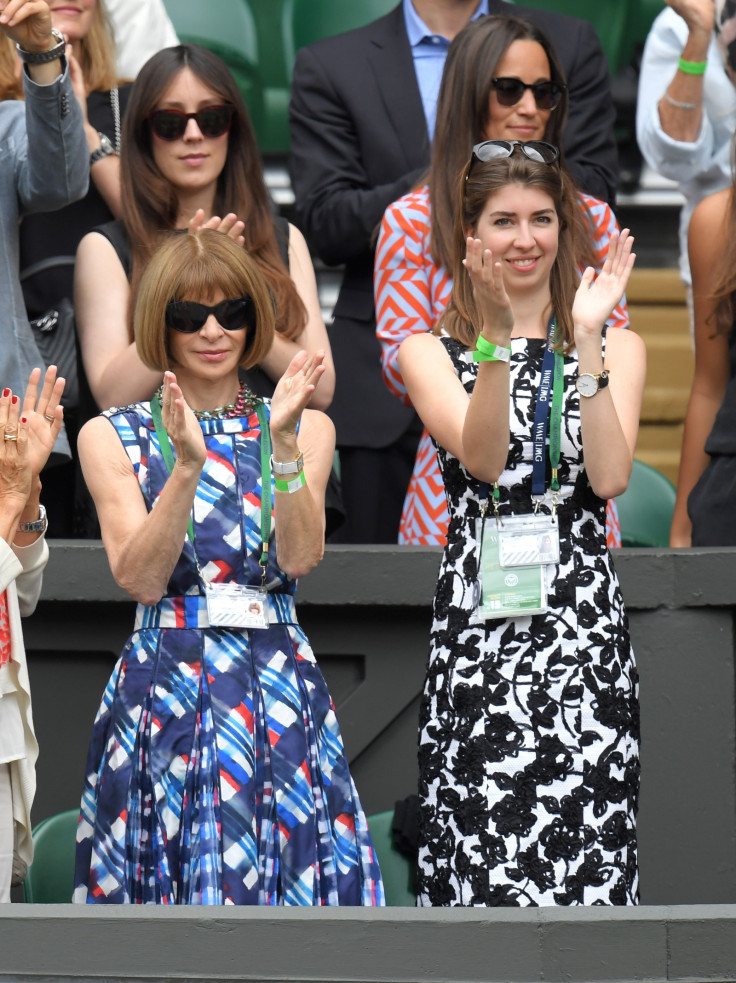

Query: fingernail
[[2, 389, 9, 398], [20, 417, 26, 424], [11, 396, 18, 405]]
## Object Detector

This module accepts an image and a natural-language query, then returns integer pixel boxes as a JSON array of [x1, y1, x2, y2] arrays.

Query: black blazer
[[288, 3, 618, 448]]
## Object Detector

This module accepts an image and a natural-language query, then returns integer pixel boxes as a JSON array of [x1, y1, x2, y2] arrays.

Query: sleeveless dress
[[688, 320, 736, 544], [73, 400, 384, 906], [417, 337, 639, 907]]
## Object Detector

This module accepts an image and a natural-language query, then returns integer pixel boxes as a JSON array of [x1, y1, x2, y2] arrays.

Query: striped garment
[[374, 185, 626, 547], [73, 401, 383, 906]]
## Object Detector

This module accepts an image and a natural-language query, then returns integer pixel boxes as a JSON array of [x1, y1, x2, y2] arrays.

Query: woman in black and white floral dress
[[399, 142, 646, 906]]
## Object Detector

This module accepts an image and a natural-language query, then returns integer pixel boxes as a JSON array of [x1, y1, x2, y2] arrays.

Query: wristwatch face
[[91, 134, 114, 162], [272, 451, 304, 475], [575, 373, 599, 397]]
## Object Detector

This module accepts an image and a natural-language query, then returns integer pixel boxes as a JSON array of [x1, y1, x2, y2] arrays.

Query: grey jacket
[[0, 61, 88, 460]]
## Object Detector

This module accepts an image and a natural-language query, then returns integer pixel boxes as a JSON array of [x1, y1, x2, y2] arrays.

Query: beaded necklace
[[154, 379, 258, 420]]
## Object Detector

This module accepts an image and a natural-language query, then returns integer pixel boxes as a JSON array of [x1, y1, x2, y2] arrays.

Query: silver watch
[[270, 452, 304, 476], [90, 132, 116, 165], [16, 28, 65, 65], [575, 370, 609, 398], [17, 504, 47, 534]]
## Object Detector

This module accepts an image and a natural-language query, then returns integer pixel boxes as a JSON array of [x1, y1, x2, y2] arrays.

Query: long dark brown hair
[[439, 150, 581, 349], [428, 15, 596, 276], [121, 44, 305, 341]]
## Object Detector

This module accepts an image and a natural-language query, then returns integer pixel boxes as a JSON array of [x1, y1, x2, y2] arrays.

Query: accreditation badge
[[471, 520, 548, 622], [497, 513, 560, 568], [204, 582, 269, 629]]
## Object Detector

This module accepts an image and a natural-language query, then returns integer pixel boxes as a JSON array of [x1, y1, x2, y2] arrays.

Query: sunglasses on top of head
[[166, 297, 256, 334], [491, 77, 566, 111], [466, 139, 560, 181], [147, 104, 234, 141]]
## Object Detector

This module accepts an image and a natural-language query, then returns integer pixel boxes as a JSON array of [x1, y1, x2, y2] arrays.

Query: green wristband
[[473, 335, 511, 363], [274, 471, 307, 494], [678, 57, 707, 75]]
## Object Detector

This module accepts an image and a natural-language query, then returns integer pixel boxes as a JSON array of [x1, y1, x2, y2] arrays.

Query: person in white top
[[636, 0, 736, 299], [0, 367, 65, 900], [104, 0, 178, 77]]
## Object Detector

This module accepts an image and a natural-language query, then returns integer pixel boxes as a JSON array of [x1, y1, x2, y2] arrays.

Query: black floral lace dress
[[417, 336, 639, 907]]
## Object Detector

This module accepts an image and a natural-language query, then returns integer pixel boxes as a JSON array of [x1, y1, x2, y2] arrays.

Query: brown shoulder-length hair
[[135, 229, 275, 372], [707, 176, 736, 334], [438, 150, 581, 349], [428, 14, 595, 275], [121, 44, 305, 342], [0, 1, 117, 100]]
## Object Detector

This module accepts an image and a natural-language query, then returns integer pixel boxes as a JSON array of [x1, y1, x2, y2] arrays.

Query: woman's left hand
[[21, 365, 64, 477], [572, 229, 636, 340], [270, 349, 327, 440], [188, 209, 245, 247]]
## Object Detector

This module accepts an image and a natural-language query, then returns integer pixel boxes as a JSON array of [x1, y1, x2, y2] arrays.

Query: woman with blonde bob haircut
[[134, 231, 276, 373], [73, 229, 383, 906]]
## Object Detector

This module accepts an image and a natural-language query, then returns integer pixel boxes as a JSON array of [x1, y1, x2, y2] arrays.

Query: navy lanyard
[[531, 316, 564, 500]]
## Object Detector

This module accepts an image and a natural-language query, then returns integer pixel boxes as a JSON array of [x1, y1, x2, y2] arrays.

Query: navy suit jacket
[[289, 2, 618, 447]]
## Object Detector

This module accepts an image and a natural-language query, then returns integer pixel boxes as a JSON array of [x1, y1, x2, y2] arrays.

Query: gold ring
[[3, 434, 17, 442], [44, 414, 55, 422]]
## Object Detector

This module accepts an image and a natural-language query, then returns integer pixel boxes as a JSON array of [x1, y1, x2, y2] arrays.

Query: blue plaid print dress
[[73, 401, 384, 905]]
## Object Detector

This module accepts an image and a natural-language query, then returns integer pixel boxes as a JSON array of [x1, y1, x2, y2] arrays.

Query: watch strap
[[18, 504, 47, 534], [90, 133, 116, 165], [16, 28, 65, 65], [270, 451, 304, 476]]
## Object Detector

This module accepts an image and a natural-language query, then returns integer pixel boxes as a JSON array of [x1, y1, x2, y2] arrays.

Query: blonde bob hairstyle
[[134, 230, 276, 373]]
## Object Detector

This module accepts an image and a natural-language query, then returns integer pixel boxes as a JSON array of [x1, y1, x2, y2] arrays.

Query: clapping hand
[[0, 386, 32, 517], [21, 365, 65, 478], [188, 210, 246, 248], [159, 371, 206, 471], [463, 236, 514, 339], [572, 230, 636, 343], [270, 350, 326, 442]]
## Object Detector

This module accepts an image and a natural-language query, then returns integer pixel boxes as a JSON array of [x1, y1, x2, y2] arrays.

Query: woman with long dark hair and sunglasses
[[375, 15, 628, 548], [73, 228, 382, 905], [74, 43, 333, 418], [399, 142, 645, 906]]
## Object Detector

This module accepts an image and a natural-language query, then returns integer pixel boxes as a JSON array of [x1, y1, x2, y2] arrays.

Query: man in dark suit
[[289, 0, 618, 544]]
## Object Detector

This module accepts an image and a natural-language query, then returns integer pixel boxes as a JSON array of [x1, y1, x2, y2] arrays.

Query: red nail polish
[[2, 389, 9, 398], [20, 417, 27, 424], [11, 396, 18, 405]]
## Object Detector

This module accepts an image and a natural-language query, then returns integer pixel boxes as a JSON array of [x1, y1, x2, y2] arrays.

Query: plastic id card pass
[[472, 520, 547, 621], [497, 514, 559, 568], [204, 582, 269, 629]]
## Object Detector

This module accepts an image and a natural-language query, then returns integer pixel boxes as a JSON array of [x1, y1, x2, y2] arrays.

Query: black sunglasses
[[466, 140, 560, 181], [491, 77, 566, 111], [147, 104, 234, 141], [166, 298, 256, 334]]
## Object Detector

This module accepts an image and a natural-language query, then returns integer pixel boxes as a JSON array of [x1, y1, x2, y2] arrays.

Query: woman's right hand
[[159, 371, 206, 471], [463, 236, 514, 340], [188, 209, 245, 247]]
